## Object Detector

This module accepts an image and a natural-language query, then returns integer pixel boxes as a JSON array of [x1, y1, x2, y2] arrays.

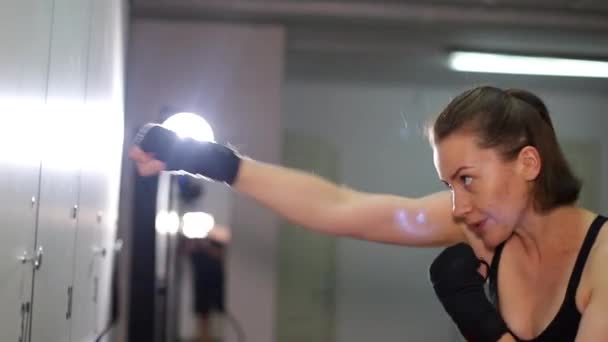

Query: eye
[[461, 175, 473, 187]]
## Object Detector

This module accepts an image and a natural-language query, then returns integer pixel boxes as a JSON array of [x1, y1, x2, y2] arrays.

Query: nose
[[451, 189, 473, 219]]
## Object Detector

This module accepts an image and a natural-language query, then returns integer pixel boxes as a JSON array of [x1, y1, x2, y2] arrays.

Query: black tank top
[[488, 215, 607, 342]]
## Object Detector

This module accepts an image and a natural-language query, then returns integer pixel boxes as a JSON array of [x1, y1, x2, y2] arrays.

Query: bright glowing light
[[448, 51, 608, 78], [0, 97, 124, 178], [79, 103, 124, 173], [0, 101, 42, 167], [162, 112, 215, 142], [38, 101, 89, 171], [416, 211, 427, 224], [155, 210, 180, 235], [182, 212, 215, 238], [394, 209, 434, 238]]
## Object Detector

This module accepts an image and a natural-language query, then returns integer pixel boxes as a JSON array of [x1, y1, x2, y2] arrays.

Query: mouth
[[469, 218, 488, 235]]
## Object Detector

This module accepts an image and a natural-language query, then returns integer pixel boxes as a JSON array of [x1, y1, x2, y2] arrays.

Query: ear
[[517, 146, 541, 181]]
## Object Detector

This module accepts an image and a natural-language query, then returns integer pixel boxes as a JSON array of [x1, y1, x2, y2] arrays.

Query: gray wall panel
[[125, 20, 285, 342]]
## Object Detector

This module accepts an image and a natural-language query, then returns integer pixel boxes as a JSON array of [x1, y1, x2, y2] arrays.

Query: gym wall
[[123, 11, 608, 342], [283, 61, 608, 342], [124, 19, 285, 342], [279, 21, 608, 342]]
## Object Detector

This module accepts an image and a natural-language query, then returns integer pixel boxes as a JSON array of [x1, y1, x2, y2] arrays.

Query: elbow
[[318, 208, 363, 239], [325, 187, 374, 239], [312, 186, 368, 238]]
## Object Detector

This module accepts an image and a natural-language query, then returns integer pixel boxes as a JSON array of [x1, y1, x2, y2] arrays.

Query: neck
[[511, 205, 588, 260]]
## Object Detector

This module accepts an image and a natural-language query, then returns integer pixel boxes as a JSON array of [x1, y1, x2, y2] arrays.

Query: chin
[[481, 231, 510, 249], [482, 239, 501, 249], [472, 220, 510, 249]]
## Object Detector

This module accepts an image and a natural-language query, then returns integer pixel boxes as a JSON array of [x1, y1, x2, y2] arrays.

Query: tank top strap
[[565, 215, 607, 299]]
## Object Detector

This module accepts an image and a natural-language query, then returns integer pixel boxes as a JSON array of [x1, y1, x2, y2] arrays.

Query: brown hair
[[430, 86, 580, 212]]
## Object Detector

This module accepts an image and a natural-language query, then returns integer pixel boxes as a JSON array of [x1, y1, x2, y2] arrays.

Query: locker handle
[[33, 246, 43, 270], [18, 302, 30, 342], [66, 286, 73, 320], [18, 252, 33, 265], [19, 303, 24, 342], [18, 246, 43, 270]]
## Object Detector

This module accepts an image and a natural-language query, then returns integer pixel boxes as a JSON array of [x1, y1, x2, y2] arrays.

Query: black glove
[[133, 123, 241, 185], [429, 243, 509, 342]]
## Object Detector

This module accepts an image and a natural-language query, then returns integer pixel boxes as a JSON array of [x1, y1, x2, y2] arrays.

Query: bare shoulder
[[588, 217, 608, 278], [575, 216, 608, 342], [579, 216, 608, 309]]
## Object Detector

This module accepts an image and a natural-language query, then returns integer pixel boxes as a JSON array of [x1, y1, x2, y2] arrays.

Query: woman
[[130, 86, 608, 341]]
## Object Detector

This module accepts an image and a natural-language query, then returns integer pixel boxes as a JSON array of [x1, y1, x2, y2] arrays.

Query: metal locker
[[0, 0, 125, 340], [0, 150, 42, 342], [0, 140, 43, 342], [70, 170, 107, 342], [0, 0, 53, 341], [74, 0, 125, 337], [70, 0, 126, 339], [69, 0, 112, 338], [70, 131, 123, 342], [29, 0, 92, 340], [29, 163, 80, 342]]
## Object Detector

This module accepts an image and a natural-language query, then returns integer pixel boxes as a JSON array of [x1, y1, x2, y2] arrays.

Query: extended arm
[[130, 124, 465, 247]]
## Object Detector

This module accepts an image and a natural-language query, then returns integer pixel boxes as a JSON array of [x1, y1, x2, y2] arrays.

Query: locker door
[[70, 140, 123, 341], [68, 0, 125, 339], [69, 169, 105, 341], [30, 157, 81, 342], [0, 0, 53, 341], [29, 0, 92, 340]]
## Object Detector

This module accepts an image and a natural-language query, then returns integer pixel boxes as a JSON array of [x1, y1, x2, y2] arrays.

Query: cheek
[[480, 176, 524, 213], [491, 178, 530, 222]]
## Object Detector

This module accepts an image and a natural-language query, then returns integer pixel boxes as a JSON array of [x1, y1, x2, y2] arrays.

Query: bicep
[[576, 297, 608, 341], [331, 190, 466, 247], [576, 239, 608, 341]]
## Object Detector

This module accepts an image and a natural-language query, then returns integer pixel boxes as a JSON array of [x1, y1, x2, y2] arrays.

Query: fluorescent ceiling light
[[448, 51, 608, 78]]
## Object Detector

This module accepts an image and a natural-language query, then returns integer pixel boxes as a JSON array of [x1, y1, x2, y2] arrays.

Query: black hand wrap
[[429, 243, 508, 342], [134, 123, 241, 185]]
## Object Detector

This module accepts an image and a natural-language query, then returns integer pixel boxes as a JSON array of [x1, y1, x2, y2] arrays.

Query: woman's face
[[432, 132, 535, 248]]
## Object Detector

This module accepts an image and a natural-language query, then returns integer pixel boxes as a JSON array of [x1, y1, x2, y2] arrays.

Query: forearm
[[233, 158, 356, 235], [233, 159, 465, 245]]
